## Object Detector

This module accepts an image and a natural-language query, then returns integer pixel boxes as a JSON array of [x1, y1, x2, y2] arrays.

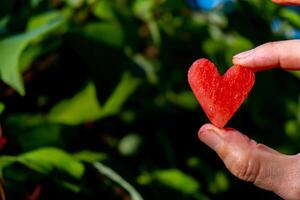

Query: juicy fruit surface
[[188, 58, 255, 128]]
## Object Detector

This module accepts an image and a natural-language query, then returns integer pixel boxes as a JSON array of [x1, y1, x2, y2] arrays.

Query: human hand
[[199, 124, 300, 200], [272, 0, 300, 5], [199, 40, 300, 200], [233, 40, 300, 71]]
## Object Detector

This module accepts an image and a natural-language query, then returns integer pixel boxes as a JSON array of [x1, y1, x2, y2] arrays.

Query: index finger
[[232, 40, 300, 71], [272, 0, 300, 5]]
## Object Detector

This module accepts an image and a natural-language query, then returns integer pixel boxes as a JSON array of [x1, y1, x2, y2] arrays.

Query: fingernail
[[233, 49, 254, 59], [198, 125, 222, 150]]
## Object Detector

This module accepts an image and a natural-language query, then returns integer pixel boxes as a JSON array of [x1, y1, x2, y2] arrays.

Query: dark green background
[[0, 0, 299, 199]]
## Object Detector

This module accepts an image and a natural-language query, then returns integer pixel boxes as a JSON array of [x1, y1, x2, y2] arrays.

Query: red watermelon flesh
[[188, 58, 255, 128]]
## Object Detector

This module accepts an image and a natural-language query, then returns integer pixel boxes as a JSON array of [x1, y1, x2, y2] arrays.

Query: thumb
[[198, 124, 300, 200]]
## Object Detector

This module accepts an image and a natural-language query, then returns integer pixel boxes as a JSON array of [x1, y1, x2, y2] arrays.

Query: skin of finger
[[272, 0, 300, 5], [232, 40, 300, 71], [214, 130, 300, 199], [199, 126, 300, 199]]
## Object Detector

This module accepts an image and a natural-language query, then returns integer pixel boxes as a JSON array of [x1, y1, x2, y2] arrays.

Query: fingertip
[[233, 56, 271, 72], [272, 0, 300, 5], [232, 52, 254, 67], [232, 57, 246, 66], [198, 123, 221, 137], [199, 124, 236, 137], [198, 124, 223, 150], [199, 123, 215, 133]]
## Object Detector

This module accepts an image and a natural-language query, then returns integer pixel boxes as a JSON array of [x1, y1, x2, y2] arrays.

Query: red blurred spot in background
[[0, 136, 7, 152]]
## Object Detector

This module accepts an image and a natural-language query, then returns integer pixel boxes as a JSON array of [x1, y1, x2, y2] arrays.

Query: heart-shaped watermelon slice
[[188, 58, 255, 128]]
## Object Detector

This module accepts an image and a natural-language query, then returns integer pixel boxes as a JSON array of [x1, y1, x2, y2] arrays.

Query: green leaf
[[132, 0, 154, 21], [59, 180, 81, 193], [18, 147, 84, 179], [48, 73, 140, 125], [84, 22, 124, 48], [0, 147, 84, 180], [208, 171, 229, 194], [285, 120, 300, 140], [225, 34, 253, 65], [289, 71, 300, 79], [5, 114, 65, 151], [0, 156, 15, 177], [19, 45, 43, 71], [93, 0, 116, 21], [73, 151, 107, 163], [94, 162, 144, 200], [27, 11, 65, 31], [132, 54, 158, 84], [132, 0, 161, 45], [101, 72, 140, 116], [31, 0, 43, 7], [0, 102, 4, 114], [18, 42, 61, 72], [138, 169, 200, 194], [0, 16, 64, 95], [118, 133, 142, 156], [280, 8, 300, 28], [67, 21, 128, 102], [165, 91, 198, 110], [154, 169, 200, 194], [0, 16, 9, 29], [63, 0, 84, 8], [48, 83, 102, 125]]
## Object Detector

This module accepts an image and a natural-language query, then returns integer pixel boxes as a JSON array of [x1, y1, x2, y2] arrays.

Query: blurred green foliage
[[0, 0, 299, 199]]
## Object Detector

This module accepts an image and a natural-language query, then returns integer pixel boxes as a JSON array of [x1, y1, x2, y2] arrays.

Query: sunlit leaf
[[0, 102, 4, 114], [19, 45, 43, 71], [101, 72, 140, 116], [48, 83, 102, 125], [132, 0, 154, 20], [63, 0, 84, 8], [289, 71, 300, 79], [0, 148, 84, 180], [118, 133, 142, 156], [94, 162, 144, 200], [225, 34, 253, 65], [154, 169, 200, 194], [166, 91, 198, 110], [132, 0, 161, 45], [208, 171, 229, 194], [18, 147, 84, 179], [27, 11, 65, 31], [148, 20, 161, 46], [93, 0, 115, 21], [73, 151, 107, 163], [132, 54, 158, 84], [285, 120, 300, 140], [0, 17, 64, 95], [48, 73, 140, 125], [138, 169, 200, 194], [208, 12, 228, 28], [59, 180, 81, 193], [280, 8, 300, 28]]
